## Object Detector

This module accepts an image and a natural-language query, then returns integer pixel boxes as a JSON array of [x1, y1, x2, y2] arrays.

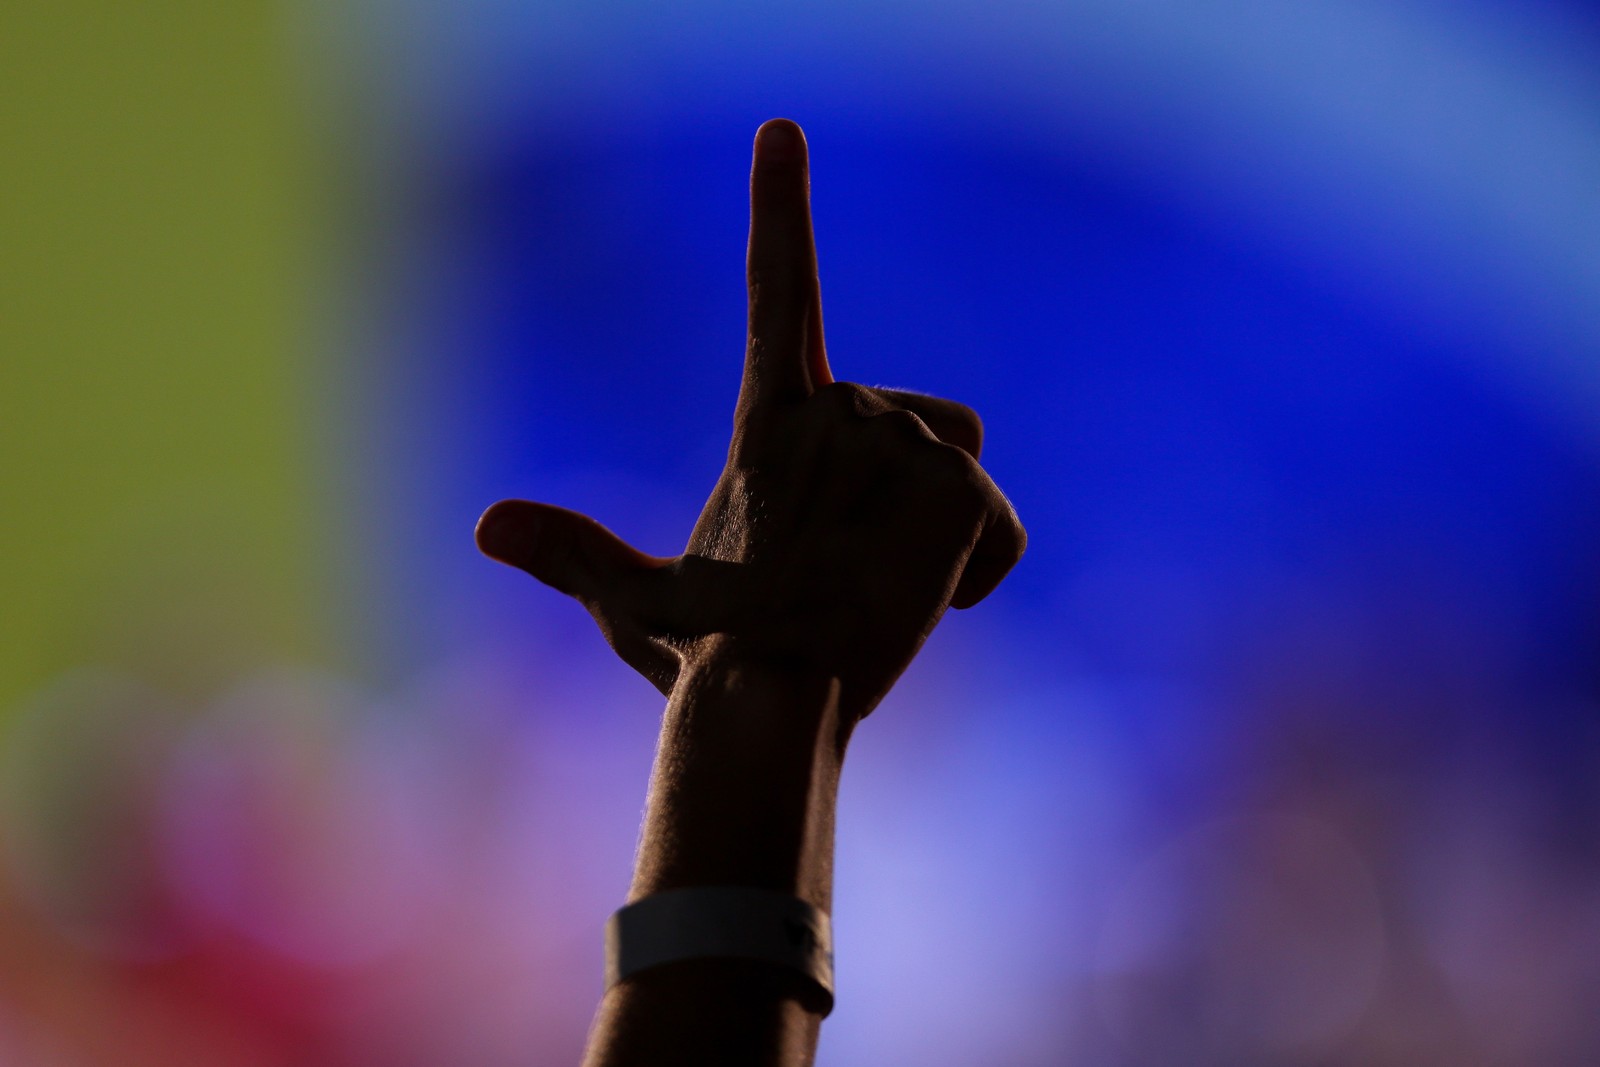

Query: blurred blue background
[[5, 0, 1599, 1063]]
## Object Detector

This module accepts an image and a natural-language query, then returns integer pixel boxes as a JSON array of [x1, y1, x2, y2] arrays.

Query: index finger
[[740, 119, 834, 413]]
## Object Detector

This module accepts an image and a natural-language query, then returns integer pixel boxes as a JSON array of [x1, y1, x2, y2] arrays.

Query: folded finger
[[869, 387, 984, 460], [950, 494, 1026, 609]]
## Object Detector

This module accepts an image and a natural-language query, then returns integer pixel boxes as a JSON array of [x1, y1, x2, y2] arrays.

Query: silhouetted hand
[[475, 119, 1025, 725]]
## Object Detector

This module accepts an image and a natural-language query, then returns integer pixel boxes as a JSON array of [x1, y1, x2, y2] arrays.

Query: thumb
[[475, 499, 671, 610]]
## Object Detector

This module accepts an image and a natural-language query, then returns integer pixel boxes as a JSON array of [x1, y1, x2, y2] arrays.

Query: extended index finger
[[741, 119, 833, 413]]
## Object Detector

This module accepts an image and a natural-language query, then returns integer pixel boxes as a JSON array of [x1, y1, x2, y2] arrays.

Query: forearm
[[582, 647, 849, 1067]]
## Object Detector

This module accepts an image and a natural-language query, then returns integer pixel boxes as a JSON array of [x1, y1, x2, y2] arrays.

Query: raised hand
[[475, 119, 1025, 726]]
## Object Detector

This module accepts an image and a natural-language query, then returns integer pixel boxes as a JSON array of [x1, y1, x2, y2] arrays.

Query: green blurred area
[[0, 3, 336, 713]]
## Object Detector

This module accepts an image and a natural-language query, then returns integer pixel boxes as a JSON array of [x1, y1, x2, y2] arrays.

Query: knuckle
[[873, 408, 932, 438], [934, 438, 978, 473], [871, 387, 984, 457], [927, 398, 983, 452], [939, 447, 993, 504], [812, 380, 878, 417]]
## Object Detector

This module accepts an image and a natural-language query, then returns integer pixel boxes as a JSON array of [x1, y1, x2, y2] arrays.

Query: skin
[[476, 118, 1026, 1067]]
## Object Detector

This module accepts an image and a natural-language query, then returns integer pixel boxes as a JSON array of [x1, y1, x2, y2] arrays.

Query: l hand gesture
[[477, 119, 1025, 726]]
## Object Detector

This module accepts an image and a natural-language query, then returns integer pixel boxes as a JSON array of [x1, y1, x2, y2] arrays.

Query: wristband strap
[[604, 886, 835, 1017]]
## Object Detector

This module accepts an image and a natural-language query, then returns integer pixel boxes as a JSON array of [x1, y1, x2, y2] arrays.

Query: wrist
[[631, 642, 848, 910], [675, 637, 848, 743], [676, 631, 890, 741]]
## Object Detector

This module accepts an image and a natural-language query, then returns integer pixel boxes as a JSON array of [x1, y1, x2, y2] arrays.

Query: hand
[[476, 119, 1026, 726]]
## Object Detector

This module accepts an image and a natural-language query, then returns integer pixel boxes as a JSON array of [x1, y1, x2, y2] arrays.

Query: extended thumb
[[476, 499, 664, 605]]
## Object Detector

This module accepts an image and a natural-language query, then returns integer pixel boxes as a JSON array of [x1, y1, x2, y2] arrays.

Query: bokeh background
[[5, 1, 1600, 1063]]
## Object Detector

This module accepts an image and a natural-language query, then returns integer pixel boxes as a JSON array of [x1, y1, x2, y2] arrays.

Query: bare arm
[[476, 118, 1026, 1067], [582, 651, 843, 1066]]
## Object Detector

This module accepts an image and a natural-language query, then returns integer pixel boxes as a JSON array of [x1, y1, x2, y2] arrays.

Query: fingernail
[[755, 120, 802, 164]]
